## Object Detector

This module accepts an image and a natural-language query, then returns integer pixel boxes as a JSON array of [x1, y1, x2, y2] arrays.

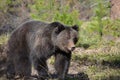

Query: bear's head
[[51, 22, 79, 53]]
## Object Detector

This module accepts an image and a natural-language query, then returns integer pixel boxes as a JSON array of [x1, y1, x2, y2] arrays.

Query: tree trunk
[[110, 0, 120, 19]]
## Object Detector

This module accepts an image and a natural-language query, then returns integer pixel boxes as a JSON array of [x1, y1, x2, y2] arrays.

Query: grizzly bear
[[6, 20, 78, 80]]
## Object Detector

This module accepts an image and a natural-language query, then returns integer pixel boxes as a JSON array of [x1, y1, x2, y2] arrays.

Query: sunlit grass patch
[[72, 51, 120, 67], [72, 44, 120, 80], [47, 56, 55, 65], [0, 34, 9, 45], [72, 52, 120, 80], [86, 65, 120, 80]]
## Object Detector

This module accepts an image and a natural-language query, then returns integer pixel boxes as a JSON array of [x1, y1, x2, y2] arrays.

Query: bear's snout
[[68, 40, 76, 51], [68, 46, 76, 51]]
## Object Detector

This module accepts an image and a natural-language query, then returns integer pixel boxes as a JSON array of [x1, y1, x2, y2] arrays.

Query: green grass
[[48, 56, 55, 64], [0, 34, 9, 45], [72, 44, 120, 80], [86, 65, 120, 80]]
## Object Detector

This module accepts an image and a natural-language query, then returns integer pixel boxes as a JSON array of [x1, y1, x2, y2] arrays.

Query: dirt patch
[[47, 62, 89, 80]]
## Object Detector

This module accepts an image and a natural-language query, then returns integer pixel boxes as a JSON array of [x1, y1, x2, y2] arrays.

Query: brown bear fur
[[6, 20, 79, 80]]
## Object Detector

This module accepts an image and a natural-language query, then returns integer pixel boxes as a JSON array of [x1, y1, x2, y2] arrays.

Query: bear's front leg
[[54, 53, 71, 80]]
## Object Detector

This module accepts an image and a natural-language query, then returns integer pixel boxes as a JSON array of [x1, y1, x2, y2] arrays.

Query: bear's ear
[[72, 25, 79, 31], [51, 22, 65, 34], [55, 25, 65, 34]]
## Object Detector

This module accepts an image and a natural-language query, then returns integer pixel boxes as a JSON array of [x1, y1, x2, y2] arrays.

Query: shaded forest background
[[0, 0, 120, 80]]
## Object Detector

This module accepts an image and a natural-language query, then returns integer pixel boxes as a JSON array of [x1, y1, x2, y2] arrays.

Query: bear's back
[[14, 20, 48, 34]]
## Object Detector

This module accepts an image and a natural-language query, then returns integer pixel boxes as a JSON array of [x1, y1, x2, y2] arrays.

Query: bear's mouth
[[71, 47, 76, 51]]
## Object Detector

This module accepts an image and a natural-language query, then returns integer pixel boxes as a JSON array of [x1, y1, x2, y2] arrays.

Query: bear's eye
[[73, 37, 78, 44]]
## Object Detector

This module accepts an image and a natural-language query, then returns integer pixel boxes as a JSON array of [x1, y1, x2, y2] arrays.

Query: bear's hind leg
[[14, 51, 31, 79], [31, 57, 48, 79], [6, 59, 15, 79]]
